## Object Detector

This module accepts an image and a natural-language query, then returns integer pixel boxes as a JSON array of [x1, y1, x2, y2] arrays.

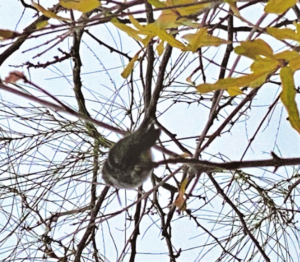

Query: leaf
[[182, 27, 229, 53], [273, 50, 299, 61], [113, 16, 185, 49], [59, 0, 100, 13], [156, 40, 165, 56], [250, 57, 280, 74], [280, 66, 300, 134], [234, 39, 274, 60], [196, 72, 269, 94], [264, 0, 296, 14], [267, 27, 300, 42], [154, 11, 180, 29], [147, 0, 167, 8], [0, 29, 21, 40], [167, 0, 211, 16], [112, 17, 153, 46], [145, 23, 186, 49], [174, 178, 188, 211], [111, 17, 144, 42], [227, 86, 244, 96], [224, 0, 240, 17], [289, 56, 300, 72], [129, 15, 146, 31], [35, 20, 48, 29], [150, 0, 208, 29], [4, 71, 25, 83], [31, 1, 71, 21], [121, 51, 141, 78]]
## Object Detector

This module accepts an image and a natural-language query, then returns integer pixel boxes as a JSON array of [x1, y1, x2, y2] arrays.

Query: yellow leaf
[[267, 27, 300, 42], [147, 0, 167, 8], [273, 50, 299, 61], [121, 51, 141, 78], [141, 35, 154, 46], [227, 86, 244, 96], [295, 22, 300, 35], [196, 82, 219, 93], [280, 66, 300, 134], [289, 57, 300, 72], [264, 0, 296, 14], [174, 178, 188, 211], [155, 11, 179, 29], [35, 20, 48, 29], [32, 1, 70, 21], [156, 40, 165, 56], [250, 57, 280, 74], [224, 0, 240, 17], [151, 0, 211, 29], [168, 0, 211, 16], [182, 27, 229, 53], [147, 0, 166, 8], [234, 39, 274, 60], [145, 23, 186, 49], [0, 29, 20, 40], [196, 72, 269, 94], [112, 17, 154, 46], [59, 0, 100, 13], [128, 15, 145, 31], [111, 17, 144, 42]]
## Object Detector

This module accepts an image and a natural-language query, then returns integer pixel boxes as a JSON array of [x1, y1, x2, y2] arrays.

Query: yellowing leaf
[[225, 0, 240, 17], [111, 17, 144, 42], [273, 50, 299, 61], [280, 66, 300, 134], [59, 0, 100, 13], [156, 40, 165, 56], [295, 22, 300, 34], [147, 0, 166, 8], [267, 27, 300, 42], [168, 0, 211, 16], [145, 23, 186, 49], [196, 72, 269, 94], [129, 15, 146, 31], [174, 178, 188, 211], [182, 27, 229, 52], [264, 0, 296, 14], [234, 39, 274, 60], [35, 20, 48, 29], [32, 1, 70, 21], [0, 29, 20, 40], [289, 57, 300, 72], [121, 51, 141, 78], [151, 0, 210, 29], [227, 86, 244, 96], [112, 17, 153, 46], [155, 11, 179, 29], [250, 57, 280, 74]]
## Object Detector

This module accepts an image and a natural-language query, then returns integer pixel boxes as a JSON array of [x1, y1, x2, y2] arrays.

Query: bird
[[102, 123, 161, 189]]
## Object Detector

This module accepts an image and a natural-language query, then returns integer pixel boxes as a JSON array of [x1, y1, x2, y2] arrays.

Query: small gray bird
[[102, 124, 160, 189]]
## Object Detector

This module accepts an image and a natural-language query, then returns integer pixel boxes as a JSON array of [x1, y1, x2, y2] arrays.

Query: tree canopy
[[1, 0, 300, 261]]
